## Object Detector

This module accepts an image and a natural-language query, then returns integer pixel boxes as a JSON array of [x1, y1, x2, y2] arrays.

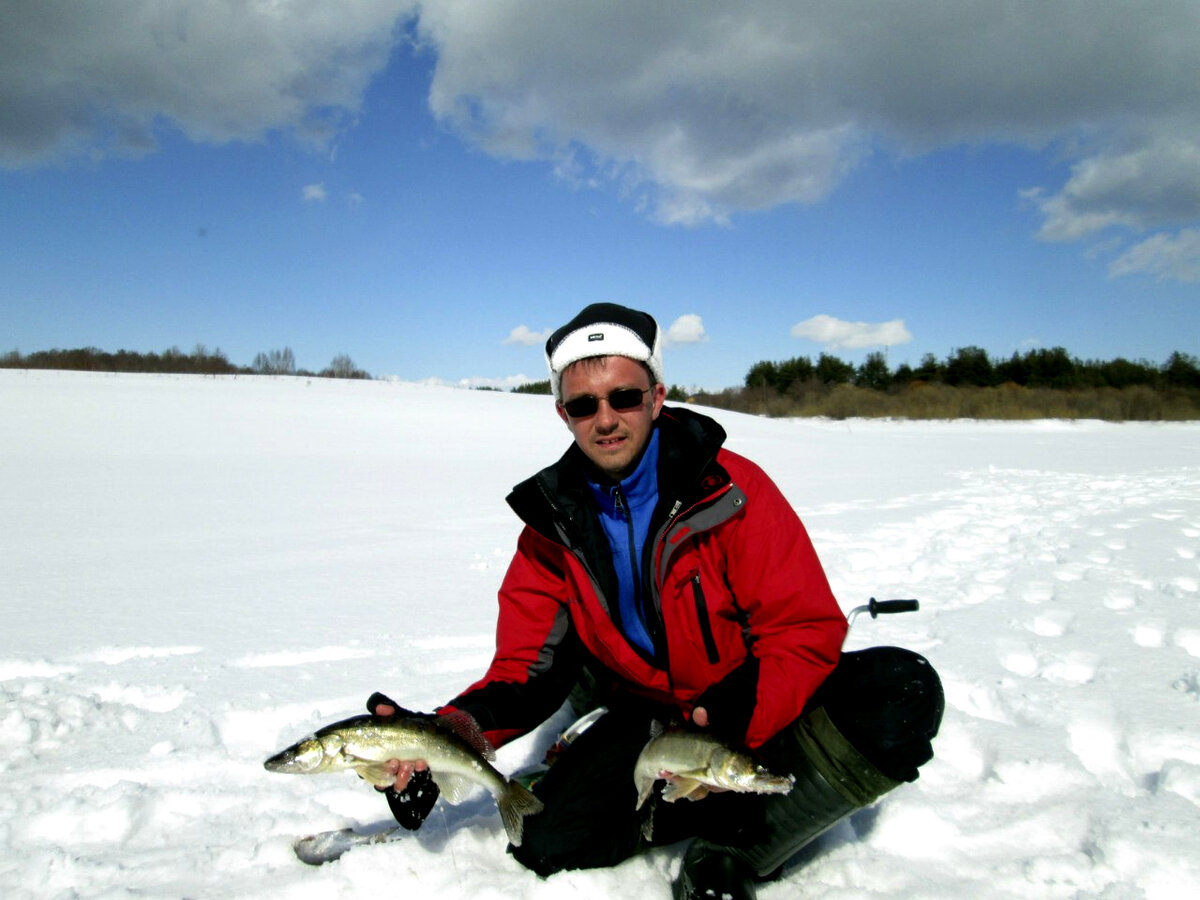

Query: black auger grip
[[868, 598, 919, 617]]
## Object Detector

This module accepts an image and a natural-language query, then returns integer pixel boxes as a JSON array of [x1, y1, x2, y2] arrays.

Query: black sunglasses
[[560, 387, 651, 419]]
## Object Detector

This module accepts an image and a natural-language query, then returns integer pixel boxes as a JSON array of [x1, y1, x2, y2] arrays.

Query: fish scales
[[264, 712, 543, 847], [634, 726, 794, 810]]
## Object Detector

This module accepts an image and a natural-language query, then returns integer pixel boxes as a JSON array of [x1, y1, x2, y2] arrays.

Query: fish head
[[263, 735, 336, 774], [709, 748, 769, 791]]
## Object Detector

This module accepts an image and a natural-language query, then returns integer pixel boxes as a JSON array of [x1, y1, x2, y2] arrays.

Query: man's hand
[[374, 757, 430, 793], [370, 699, 429, 792], [662, 706, 728, 794], [366, 693, 441, 829]]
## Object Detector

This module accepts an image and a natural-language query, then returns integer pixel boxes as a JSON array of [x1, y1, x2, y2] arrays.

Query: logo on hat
[[587, 332, 605, 342]]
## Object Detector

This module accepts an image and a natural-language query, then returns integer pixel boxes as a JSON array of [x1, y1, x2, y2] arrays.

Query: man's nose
[[594, 399, 621, 428]]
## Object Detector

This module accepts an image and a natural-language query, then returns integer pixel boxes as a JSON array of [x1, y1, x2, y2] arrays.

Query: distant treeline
[[7, 343, 1198, 420], [745, 347, 1200, 393], [1, 346, 370, 379], [696, 347, 1200, 421]]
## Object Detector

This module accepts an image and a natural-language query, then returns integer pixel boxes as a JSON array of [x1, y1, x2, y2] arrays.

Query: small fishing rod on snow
[[846, 597, 919, 629]]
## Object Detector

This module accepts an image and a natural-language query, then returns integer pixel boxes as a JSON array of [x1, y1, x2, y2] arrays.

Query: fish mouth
[[264, 736, 325, 773], [263, 749, 302, 772]]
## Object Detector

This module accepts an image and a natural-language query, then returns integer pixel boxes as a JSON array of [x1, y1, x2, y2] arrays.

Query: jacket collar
[[506, 406, 729, 545]]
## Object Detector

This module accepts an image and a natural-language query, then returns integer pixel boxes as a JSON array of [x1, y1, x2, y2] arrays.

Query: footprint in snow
[[998, 641, 1040, 678], [1028, 610, 1073, 638], [1021, 582, 1056, 605], [1132, 620, 1167, 649], [1040, 651, 1099, 685], [1175, 629, 1200, 658], [1067, 712, 1133, 785], [1103, 590, 1137, 611]]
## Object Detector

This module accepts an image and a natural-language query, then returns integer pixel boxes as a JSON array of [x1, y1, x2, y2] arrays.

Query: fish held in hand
[[264, 708, 543, 847], [634, 724, 794, 810]]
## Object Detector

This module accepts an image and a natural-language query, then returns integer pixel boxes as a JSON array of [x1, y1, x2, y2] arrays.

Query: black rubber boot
[[673, 840, 758, 900], [672, 707, 901, 899]]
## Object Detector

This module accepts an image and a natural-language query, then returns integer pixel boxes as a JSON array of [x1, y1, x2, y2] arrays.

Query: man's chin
[[588, 448, 635, 480]]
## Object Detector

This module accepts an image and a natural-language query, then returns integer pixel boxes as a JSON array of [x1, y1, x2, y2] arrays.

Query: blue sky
[[2, 2, 1197, 391]]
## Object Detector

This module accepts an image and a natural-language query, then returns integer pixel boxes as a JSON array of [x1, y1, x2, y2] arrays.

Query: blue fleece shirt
[[586, 427, 660, 656]]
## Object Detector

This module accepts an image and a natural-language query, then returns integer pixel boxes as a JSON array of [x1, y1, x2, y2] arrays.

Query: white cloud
[[5, 0, 1199, 251], [664, 314, 708, 346], [1109, 228, 1200, 283], [302, 183, 328, 203], [0, 1, 416, 167], [411, 1, 1200, 230], [503, 325, 551, 346], [791, 315, 913, 350]]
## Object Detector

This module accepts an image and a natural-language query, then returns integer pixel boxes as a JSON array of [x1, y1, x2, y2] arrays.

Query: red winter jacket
[[447, 407, 847, 750]]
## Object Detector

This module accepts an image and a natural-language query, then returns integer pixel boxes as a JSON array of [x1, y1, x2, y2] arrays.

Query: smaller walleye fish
[[634, 723, 794, 810], [264, 708, 543, 847]]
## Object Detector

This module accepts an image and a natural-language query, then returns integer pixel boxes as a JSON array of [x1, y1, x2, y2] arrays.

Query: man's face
[[557, 355, 666, 482]]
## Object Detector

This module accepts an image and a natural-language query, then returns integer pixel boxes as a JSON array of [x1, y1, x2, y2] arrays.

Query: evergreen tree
[[855, 352, 892, 391]]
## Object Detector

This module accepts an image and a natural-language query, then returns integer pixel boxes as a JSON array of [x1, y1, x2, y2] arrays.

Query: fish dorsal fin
[[434, 710, 496, 761], [648, 719, 665, 740]]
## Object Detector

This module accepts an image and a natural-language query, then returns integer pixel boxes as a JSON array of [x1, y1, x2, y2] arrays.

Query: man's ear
[[555, 402, 570, 427], [650, 382, 667, 419]]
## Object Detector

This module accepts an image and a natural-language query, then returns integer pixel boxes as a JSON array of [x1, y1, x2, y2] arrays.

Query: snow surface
[[2, 369, 1199, 899]]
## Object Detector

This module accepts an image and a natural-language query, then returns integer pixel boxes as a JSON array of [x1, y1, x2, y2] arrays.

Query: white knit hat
[[544, 303, 664, 401]]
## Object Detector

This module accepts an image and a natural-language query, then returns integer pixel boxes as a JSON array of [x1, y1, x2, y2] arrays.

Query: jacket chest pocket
[[688, 573, 721, 665]]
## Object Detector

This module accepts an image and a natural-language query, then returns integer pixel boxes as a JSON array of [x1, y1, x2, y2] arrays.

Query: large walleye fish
[[634, 724, 794, 810], [264, 708, 543, 847]]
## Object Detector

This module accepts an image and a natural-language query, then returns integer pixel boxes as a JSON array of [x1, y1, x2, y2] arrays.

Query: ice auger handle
[[846, 597, 920, 628]]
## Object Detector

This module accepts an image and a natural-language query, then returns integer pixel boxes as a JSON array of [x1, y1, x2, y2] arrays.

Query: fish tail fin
[[498, 779, 544, 847]]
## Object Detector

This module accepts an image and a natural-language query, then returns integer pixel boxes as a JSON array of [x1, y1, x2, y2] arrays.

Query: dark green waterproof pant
[[511, 646, 944, 877]]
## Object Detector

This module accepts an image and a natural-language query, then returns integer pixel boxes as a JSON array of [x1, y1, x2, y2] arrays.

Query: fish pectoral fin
[[338, 751, 394, 788], [429, 772, 475, 804], [353, 762, 397, 789], [660, 779, 711, 803], [665, 766, 710, 781]]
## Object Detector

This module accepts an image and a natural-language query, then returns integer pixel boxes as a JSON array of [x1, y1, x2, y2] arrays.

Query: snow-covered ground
[[2, 369, 1198, 899]]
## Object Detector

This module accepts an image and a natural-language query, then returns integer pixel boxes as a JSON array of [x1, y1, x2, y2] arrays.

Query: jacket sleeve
[[700, 453, 848, 748], [442, 525, 582, 748]]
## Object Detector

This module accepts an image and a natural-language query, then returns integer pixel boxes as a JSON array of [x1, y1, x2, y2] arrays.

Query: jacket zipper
[[691, 574, 721, 664]]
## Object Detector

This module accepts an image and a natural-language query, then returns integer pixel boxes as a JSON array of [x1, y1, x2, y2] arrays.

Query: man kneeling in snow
[[370, 303, 943, 899]]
